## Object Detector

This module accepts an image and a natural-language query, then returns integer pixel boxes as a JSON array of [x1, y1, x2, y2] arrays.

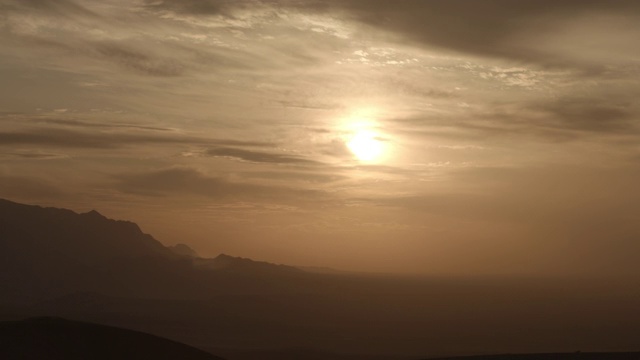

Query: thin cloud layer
[[205, 147, 321, 165], [115, 167, 326, 203], [0, 174, 63, 199], [298, 0, 640, 69], [0, 127, 272, 149], [142, 0, 226, 15]]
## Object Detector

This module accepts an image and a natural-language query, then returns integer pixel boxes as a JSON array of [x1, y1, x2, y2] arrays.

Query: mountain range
[[0, 198, 305, 302], [2, 198, 640, 360]]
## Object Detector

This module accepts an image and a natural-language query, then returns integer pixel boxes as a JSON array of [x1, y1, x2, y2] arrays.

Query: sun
[[340, 108, 389, 163], [347, 130, 383, 162]]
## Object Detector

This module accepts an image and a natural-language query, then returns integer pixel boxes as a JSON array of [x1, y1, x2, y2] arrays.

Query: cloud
[[21, 38, 188, 77], [0, 174, 63, 199], [242, 170, 347, 183], [531, 97, 634, 133], [115, 167, 325, 202], [2, 2, 194, 77], [306, 0, 640, 69], [2, 151, 68, 160], [387, 89, 640, 145], [93, 42, 185, 77], [470, 97, 639, 141], [1, 0, 99, 18], [31, 118, 174, 132], [357, 164, 640, 266], [0, 128, 191, 149], [0, 118, 276, 149], [141, 0, 226, 15], [205, 147, 321, 165], [6, 0, 640, 77]]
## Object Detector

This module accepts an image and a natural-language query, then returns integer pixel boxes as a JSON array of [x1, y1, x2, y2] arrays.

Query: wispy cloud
[[531, 97, 635, 133], [0, 174, 64, 199], [242, 170, 347, 183], [93, 42, 185, 77], [306, 0, 640, 70], [0, 128, 192, 149], [2, 150, 68, 160], [31, 118, 174, 131], [115, 167, 325, 202], [205, 147, 321, 165], [0, 115, 276, 150], [141, 0, 227, 15]]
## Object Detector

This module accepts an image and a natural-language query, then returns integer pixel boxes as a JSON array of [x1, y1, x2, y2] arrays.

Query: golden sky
[[1, 0, 640, 275]]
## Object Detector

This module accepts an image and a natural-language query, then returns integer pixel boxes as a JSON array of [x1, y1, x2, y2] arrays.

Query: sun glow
[[348, 129, 383, 162], [340, 108, 390, 163]]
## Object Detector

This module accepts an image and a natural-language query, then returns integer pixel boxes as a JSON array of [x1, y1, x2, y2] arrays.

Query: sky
[[1, 0, 640, 276]]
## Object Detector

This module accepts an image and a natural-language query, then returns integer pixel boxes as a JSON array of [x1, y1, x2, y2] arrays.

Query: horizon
[[2, 0, 640, 277], [3, 179, 640, 282]]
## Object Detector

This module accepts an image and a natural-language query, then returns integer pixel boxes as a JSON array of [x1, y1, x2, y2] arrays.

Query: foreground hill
[[0, 317, 224, 360], [427, 353, 640, 360]]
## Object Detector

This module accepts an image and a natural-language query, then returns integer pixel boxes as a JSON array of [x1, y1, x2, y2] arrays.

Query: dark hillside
[[0, 317, 224, 360], [426, 353, 640, 360]]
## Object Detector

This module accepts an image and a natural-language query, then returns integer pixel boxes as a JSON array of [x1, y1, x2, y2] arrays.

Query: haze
[[1, 0, 640, 276]]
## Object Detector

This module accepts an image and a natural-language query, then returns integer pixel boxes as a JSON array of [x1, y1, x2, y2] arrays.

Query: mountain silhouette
[[0, 317, 224, 360], [169, 243, 199, 258], [0, 198, 175, 260], [0, 198, 307, 301], [195, 253, 303, 275]]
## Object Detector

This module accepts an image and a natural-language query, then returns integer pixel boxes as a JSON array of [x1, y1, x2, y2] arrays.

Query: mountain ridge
[[195, 253, 304, 274], [0, 198, 311, 301]]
